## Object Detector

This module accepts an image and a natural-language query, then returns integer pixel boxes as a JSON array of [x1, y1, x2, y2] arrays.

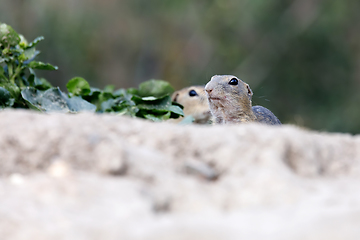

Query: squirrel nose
[[205, 88, 212, 94]]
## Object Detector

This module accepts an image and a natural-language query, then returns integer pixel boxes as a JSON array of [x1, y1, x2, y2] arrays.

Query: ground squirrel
[[171, 86, 212, 124], [205, 75, 281, 125]]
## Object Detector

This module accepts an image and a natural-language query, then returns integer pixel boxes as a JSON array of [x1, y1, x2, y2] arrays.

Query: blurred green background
[[1, 0, 359, 133]]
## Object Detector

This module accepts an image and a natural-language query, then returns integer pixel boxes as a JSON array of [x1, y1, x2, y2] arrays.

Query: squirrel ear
[[246, 84, 253, 97]]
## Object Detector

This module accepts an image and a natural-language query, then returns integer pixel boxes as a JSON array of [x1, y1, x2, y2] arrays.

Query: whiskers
[[256, 96, 270, 102]]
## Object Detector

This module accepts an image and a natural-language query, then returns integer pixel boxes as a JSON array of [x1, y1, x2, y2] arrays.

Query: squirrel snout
[[205, 88, 212, 94], [205, 82, 213, 96]]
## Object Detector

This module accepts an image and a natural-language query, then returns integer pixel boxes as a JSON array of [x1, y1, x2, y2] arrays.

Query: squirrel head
[[205, 75, 254, 119], [171, 85, 211, 124]]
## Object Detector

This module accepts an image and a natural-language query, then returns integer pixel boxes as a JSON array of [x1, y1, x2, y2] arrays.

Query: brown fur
[[205, 75, 281, 125], [171, 86, 212, 124]]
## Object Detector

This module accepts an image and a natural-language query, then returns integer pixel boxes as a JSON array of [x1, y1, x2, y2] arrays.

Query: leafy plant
[[0, 23, 183, 120], [67, 78, 184, 121], [0, 22, 91, 112]]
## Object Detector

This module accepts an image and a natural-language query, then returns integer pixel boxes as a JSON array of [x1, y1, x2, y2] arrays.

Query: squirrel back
[[205, 75, 281, 125], [252, 105, 281, 125]]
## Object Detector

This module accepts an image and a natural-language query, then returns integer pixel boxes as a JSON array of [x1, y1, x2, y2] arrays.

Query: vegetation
[[1, 1, 360, 132], [0, 23, 183, 121]]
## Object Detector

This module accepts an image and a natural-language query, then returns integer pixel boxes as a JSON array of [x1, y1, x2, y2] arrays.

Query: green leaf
[[0, 81, 20, 99], [178, 116, 195, 125], [116, 89, 135, 103], [35, 78, 53, 90], [100, 98, 116, 112], [138, 79, 174, 98], [141, 96, 158, 101], [89, 87, 102, 95], [21, 87, 68, 112], [100, 94, 137, 113], [116, 107, 133, 116], [172, 101, 184, 109], [0, 87, 15, 108], [18, 34, 28, 48], [28, 61, 58, 70], [0, 23, 20, 47], [168, 105, 184, 116], [27, 69, 52, 90], [131, 94, 169, 105], [143, 112, 171, 122], [127, 88, 139, 95], [66, 77, 91, 96], [26, 36, 44, 49], [66, 96, 96, 112], [23, 48, 40, 61], [93, 92, 115, 111], [135, 96, 172, 110], [27, 71, 35, 85], [113, 88, 127, 97], [21, 87, 96, 113], [103, 85, 115, 93], [134, 94, 184, 119], [162, 111, 172, 120], [0, 87, 10, 102], [0, 65, 6, 81], [82, 87, 102, 107]]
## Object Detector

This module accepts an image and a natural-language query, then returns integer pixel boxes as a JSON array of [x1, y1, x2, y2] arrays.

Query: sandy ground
[[0, 110, 359, 240]]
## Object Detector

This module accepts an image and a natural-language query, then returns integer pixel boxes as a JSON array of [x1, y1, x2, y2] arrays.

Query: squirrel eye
[[228, 78, 238, 85], [189, 89, 198, 97]]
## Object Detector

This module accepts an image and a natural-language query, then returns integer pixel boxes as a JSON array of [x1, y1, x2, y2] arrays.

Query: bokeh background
[[1, 0, 359, 133]]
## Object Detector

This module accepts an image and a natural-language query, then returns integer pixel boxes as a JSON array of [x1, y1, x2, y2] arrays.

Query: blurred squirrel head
[[171, 86, 211, 124]]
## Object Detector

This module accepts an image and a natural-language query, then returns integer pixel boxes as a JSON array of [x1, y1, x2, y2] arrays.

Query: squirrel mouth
[[209, 97, 221, 101]]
